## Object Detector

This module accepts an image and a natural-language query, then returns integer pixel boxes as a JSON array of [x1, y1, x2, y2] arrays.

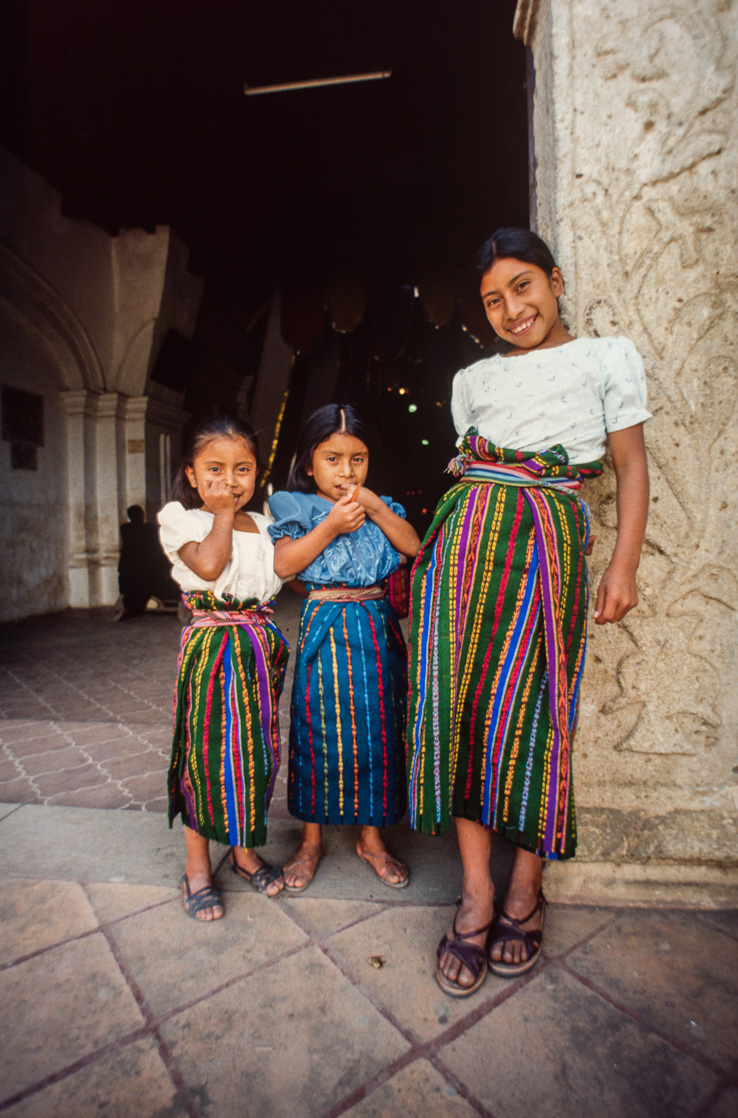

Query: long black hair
[[171, 415, 261, 509], [287, 404, 370, 493], [476, 227, 559, 278]]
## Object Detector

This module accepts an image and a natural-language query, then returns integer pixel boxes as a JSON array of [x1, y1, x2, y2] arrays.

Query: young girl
[[158, 416, 288, 921], [268, 404, 421, 892], [408, 228, 650, 995]]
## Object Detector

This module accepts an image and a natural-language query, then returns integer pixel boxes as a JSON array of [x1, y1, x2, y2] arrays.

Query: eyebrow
[[480, 270, 533, 299]]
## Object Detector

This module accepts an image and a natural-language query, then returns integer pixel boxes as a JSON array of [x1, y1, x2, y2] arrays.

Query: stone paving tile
[[281, 897, 385, 938], [565, 909, 738, 1070], [5, 733, 72, 758], [161, 945, 410, 1117], [0, 933, 146, 1103], [0, 879, 98, 966], [0, 776, 41, 803], [85, 882, 180, 924], [121, 772, 169, 805], [31, 763, 108, 796], [342, 1059, 478, 1118], [541, 903, 617, 957], [1, 1037, 186, 1118], [108, 889, 307, 1016], [327, 903, 484, 1042], [20, 745, 90, 776], [439, 966, 720, 1118], [47, 784, 133, 809]]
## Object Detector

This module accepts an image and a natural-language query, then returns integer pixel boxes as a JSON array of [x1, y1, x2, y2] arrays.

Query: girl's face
[[185, 435, 258, 513], [479, 257, 571, 352], [307, 432, 369, 503]]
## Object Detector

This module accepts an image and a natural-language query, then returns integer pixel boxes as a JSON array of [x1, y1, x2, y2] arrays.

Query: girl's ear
[[184, 465, 197, 489], [550, 266, 565, 297], [305, 461, 314, 477]]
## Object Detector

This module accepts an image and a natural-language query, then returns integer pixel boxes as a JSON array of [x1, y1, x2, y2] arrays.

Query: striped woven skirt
[[289, 587, 408, 827], [407, 435, 602, 860], [168, 591, 289, 848]]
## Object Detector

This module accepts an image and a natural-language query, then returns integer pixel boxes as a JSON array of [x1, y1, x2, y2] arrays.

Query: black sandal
[[181, 873, 224, 921], [488, 889, 546, 977], [230, 850, 284, 895], [436, 901, 495, 998]]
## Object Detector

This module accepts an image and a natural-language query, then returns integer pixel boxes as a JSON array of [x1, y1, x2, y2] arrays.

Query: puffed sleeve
[[157, 502, 210, 565], [603, 337, 652, 432], [450, 368, 472, 441], [381, 496, 407, 518], [267, 491, 315, 541]]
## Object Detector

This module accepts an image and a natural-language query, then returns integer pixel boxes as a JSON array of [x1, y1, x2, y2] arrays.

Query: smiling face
[[307, 432, 369, 503], [479, 257, 572, 353], [184, 435, 258, 513]]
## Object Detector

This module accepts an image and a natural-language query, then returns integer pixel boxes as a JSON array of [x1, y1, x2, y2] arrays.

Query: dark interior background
[[0, 0, 529, 529]]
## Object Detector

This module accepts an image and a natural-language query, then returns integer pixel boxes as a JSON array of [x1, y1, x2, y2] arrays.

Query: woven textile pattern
[[407, 434, 602, 860], [289, 592, 408, 827], [168, 591, 289, 848]]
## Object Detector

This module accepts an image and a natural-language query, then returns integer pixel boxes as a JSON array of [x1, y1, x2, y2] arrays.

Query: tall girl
[[268, 405, 420, 892], [408, 228, 650, 994], [159, 416, 288, 921]]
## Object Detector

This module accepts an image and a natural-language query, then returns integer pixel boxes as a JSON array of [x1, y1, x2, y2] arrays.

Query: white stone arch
[[0, 242, 104, 392]]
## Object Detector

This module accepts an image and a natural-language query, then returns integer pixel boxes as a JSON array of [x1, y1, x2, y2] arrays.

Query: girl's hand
[[351, 485, 384, 516], [201, 477, 238, 516], [593, 562, 639, 624], [326, 492, 365, 535]]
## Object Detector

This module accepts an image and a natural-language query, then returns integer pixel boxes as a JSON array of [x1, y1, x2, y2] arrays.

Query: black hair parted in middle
[[287, 404, 371, 493]]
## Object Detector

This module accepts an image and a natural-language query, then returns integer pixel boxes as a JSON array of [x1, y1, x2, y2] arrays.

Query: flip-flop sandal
[[488, 889, 547, 977], [229, 851, 285, 895], [283, 850, 323, 894], [181, 873, 224, 921], [356, 845, 410, 889], [436, 902, 495, 997]]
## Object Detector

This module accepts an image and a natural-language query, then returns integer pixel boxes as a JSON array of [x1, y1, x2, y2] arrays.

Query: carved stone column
[[515, 0, 738, 904]]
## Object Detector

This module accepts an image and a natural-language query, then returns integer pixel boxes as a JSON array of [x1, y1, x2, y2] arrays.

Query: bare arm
[[594, 423, 649, 625], [358, 488, 421, 559], [177, 480, 235, 581], [273, 494, 365, 579]]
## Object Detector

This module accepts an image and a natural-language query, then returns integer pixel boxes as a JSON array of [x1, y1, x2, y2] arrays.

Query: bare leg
[[231, 845, 285, 896], [356, 825, 409, 886], [489, 846, 544, 967], [183, 825, 223, 921], [283, 822, 324, 890], [437, 818, 495, 990]]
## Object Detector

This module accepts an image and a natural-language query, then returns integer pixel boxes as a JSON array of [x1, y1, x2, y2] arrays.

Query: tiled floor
[[0, 603, 736, 1117]]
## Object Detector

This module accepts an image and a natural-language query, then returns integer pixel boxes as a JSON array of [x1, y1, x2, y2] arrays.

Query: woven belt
[[307, 585, 386, 603], [188, 606, 271, 628]]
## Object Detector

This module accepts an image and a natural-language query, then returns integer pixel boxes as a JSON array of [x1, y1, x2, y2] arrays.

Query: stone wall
[[514, 0, 738, 904], [0, 148, 203, 619]]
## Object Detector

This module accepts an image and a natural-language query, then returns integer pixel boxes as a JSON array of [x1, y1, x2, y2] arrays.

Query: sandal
[[181, 873, 224, 921], [229, 850, 284, 895], [488, 889, 547, 977], [356, 845, 409, 889], [436, 901, 495, 997], [283, 849, 323, 894]]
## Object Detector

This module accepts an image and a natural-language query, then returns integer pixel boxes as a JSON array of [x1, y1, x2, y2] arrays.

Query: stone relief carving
[[563, 2, 737, 757]]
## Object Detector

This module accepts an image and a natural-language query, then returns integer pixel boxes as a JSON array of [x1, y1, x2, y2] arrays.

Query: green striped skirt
[[168, 591, 289, 849], [407, 435, 602, 860]]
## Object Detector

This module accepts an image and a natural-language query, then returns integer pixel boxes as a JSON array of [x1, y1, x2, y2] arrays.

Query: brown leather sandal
[[488, 889, 547, 977], [356, 844, 409, 889], [436, 902, 495, 997]]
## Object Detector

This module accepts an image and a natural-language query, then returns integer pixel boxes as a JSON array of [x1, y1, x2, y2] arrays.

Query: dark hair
[[476, 227, 558, 277], [287, 404, 370, 494], [126, 504, 144, 521], [171, 415, 261, 509]]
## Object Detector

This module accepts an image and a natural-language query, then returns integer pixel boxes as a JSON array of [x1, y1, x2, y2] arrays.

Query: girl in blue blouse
[[269, 404, 420, 892]]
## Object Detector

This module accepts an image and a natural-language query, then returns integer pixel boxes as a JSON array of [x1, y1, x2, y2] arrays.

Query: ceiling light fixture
[[244, 70, 391, 96]]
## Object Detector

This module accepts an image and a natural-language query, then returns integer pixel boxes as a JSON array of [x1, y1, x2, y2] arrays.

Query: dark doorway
[[0, 0, 528, 530]]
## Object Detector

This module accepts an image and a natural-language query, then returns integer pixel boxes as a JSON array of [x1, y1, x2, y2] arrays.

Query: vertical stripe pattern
[[407, 435, 602, 860], [289, 593, 407, 826], [167, 591, 289, 848]]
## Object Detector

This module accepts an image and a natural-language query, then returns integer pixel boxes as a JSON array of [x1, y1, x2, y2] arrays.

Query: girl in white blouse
[[158, 417, 287, 922], [408, 228, 650, 996]]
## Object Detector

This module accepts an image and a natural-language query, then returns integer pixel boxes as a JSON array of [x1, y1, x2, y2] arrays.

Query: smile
[[509, 315, 537, 335]]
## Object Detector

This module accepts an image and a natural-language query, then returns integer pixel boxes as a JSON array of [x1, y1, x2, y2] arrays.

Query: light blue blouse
[[267, 491, 404, 587]]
